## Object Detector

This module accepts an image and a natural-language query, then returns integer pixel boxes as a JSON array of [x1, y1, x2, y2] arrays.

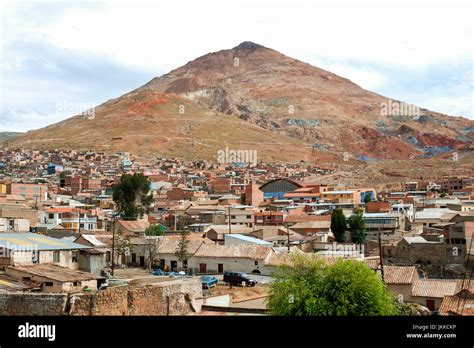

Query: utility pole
[[378, 227, 385, 282], [457, 235, 473, 314], [286, 223, 290, 253], [78, 209, 81, 234], [174, 206, 177, 231], [228, 205, 232, 234], [111, 215, 116, 277]]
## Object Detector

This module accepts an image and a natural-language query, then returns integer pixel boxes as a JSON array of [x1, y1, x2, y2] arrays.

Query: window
[[73, 281, 80, 286], [53, 251, 60, 263], [231, 215, 236, 219], [22, 277, 31, 281], [45, 282, 53, 287], [255, 261, 259, 266], [72, 251, 78, 263], [246, 215, 251, 219], [48, 214, 54, 219]]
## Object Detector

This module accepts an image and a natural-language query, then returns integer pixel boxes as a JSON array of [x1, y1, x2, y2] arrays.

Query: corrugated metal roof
[[0, 233, 90, 251], [224, 234, 272, 246], [7, 264, 100, 282]]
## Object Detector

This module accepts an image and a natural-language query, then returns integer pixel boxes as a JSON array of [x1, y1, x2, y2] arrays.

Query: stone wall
[[0, 292, 67, 315], [0, 279, 202, 316]]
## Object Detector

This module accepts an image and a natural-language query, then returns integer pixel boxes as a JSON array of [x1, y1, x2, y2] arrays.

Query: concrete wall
[[188, 256, 263, 275]]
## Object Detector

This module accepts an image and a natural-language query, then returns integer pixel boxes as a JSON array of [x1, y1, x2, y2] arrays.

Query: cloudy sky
[[1, 0, 473, 132]]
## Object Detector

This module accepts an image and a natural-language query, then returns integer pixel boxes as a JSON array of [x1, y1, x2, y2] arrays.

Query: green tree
[[145, 224, 166, 236], [174, 230, 190, 271], [364, 194, 372, 204], [330, 209, 347, 243], [268, 255, 398, 315], [348, 209, 367, 245], [112, 173, 153, 220]]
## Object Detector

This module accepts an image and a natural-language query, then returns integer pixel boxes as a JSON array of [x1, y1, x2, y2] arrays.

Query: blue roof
[[0, 233, 91, 251], [224, 234, 272, 246]]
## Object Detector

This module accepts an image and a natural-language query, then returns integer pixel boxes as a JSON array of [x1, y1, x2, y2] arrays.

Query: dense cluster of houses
[[0, 148, 473, 315]]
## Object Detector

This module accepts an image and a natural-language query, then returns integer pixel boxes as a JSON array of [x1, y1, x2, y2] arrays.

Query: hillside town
[[0, 147, 472, 316]]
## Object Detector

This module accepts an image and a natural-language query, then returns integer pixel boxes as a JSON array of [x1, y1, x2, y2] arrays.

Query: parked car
[[223, 271, 257, 287], [201, 275, 219, 289]]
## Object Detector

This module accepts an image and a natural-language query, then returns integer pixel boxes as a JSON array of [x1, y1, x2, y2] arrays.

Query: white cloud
[[0, 0, 473, 132]]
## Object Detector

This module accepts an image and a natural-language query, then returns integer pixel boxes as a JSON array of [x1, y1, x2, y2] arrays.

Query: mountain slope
[[10, 92, 316, 162], [5, 41, 474, 161]]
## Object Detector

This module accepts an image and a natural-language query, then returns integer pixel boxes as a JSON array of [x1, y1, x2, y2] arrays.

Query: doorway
[[218, 263, 224, 273], [171, 260, 178, 271], [199, 263, 207, 273]]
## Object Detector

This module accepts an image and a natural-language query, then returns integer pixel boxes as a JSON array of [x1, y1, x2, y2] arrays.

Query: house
[[254, 211, 284, 226], [250, 226, 289, 240], [190, 243, 273, 275], [204, 225, 253, 243], [0, 217, 30, 232], [244, 184, 264, 207], [116, 219, 150, 236], [320, 190, 360, 204], [411, 279, 467, 311], [413, 208, 457, 231], [439, 288, 474, 315], [40, 207, 98, 231], [366, 201, 390, 213], [288, 220, 331, 236], [0, 232, 90, 270], [129, 236, 210, 270], [380, 265, 419, 303], [363, 212, 405, 237], [5, 264, 101, 293], [393, 236, 444, 264], [226, 208, 255, 227], [7, 182, 48, 201], [283, 187, 321, 203], [74, 234, 110, 275], [259, 178, 304, 199], [0, 203, 39, 228]]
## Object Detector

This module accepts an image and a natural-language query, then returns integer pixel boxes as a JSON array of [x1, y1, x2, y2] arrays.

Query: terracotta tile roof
[[194, 243, 272, 260], [439, 289, 474, 315], [290, 221, 331, 229], [284, 215, 330, 223], [117, 220, 149, 232], [382, 266, 417, 284], [156, 238, 205, 254], [412, 279, 460, 298]]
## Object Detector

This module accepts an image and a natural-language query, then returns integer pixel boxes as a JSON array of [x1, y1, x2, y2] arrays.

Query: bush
[[268, 255, 398, 316]]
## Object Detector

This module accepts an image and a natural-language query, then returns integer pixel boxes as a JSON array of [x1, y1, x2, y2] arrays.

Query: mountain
[[5, 41, 474, 162], [0, 132, 23, 142]]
